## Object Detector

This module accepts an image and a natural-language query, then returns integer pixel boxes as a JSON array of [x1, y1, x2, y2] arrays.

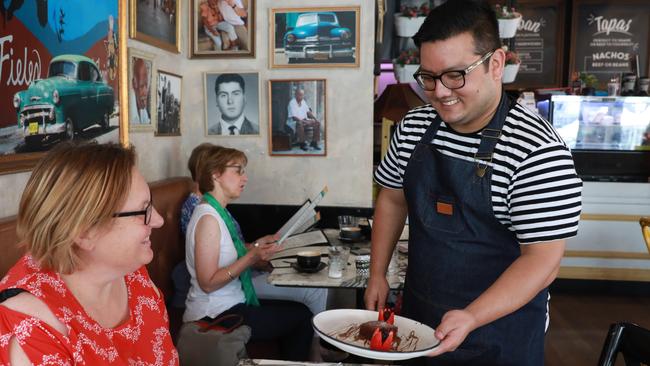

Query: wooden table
[[267, 229, 406, 290]]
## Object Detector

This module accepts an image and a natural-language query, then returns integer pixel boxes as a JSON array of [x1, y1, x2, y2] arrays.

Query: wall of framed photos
[[0, 0, 375, 217]]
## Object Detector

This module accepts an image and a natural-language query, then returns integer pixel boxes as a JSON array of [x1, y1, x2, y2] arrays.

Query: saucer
[[291, 262, 327, 273], [337, 235, 364, 243]]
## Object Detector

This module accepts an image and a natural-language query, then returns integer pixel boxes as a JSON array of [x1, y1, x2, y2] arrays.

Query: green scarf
[[203, 192, 259, 306]]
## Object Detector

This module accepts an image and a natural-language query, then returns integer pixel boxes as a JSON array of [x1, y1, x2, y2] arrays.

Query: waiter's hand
[[364, 275, 389, 311], [427, 309, 478, 357]]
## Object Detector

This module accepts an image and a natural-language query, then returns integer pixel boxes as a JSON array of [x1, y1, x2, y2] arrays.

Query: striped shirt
[[374, 103, 583, 244]]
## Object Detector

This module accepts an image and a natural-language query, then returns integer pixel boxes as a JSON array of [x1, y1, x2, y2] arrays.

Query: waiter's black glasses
[[413, 51, 495, 91]]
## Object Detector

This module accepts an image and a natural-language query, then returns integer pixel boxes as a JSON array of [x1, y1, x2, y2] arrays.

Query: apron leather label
[[436, 201, 453, 215]]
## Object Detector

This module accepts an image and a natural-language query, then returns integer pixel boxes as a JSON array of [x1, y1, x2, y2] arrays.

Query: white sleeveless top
[[183, 203, 245, 322]]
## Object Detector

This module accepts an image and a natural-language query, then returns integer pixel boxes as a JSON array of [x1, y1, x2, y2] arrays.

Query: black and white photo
[[205, 72, 260, 136], [156, 70, 182, 136]]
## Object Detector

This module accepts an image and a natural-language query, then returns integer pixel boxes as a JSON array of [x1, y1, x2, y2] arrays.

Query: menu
[[571, 1, 650, 85], [512, 0, 564, 88]]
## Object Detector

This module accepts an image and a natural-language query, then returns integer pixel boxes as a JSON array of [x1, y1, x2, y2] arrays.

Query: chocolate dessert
[[359, 320, 398, 341]]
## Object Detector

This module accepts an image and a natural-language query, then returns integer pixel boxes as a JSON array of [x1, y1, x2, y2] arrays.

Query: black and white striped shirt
[[374, 103, 583, 244]]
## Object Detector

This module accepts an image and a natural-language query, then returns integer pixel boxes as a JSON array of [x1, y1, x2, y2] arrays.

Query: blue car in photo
[[284, 12, 354, 63], [13, 54, 114, 145]]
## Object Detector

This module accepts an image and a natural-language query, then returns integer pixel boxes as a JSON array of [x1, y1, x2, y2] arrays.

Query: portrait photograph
[[270, 7, 360, 68], [205, 72, 260, 136], [130, 0, 180, 53], [269, 79, 326, 156], [156, 71, 182, 136], [128, 49, 156, 132], [190, 0, 255, 58], [0, 0, 124, 174]]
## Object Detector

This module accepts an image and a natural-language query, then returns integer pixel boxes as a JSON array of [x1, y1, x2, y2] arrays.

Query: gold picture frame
[[128, 48, 157, 132], [269, 7, 360, 68], [189, 0, 256, 59], [129, 0, 181, 53], [155, 70, 183, 136], [0, 0, 129, 175], [268, 79, 327, 156]]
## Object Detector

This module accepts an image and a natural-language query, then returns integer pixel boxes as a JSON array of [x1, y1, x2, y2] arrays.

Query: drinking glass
[[328, 246, 350, 278]]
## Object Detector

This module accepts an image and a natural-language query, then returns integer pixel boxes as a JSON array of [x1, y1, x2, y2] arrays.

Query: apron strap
[[475, 92, 516, 177]]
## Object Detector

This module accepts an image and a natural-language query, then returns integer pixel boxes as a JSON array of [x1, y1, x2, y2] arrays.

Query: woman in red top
[[0, 142, 179, 365]]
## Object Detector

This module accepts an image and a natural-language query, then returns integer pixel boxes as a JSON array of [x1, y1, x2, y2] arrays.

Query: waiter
[[365, 1, 582, 365]]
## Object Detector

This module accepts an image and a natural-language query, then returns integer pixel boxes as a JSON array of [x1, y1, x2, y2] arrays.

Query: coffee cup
[[340, 226, 362, 240], [296, 250, 321, 270], [338, 215, 362, 240]]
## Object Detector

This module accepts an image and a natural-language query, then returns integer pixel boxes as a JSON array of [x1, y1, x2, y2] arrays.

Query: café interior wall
[[0, 0, 375, 218]]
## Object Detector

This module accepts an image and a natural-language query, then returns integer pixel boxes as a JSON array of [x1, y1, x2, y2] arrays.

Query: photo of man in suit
[[207, 73, 259, 135]]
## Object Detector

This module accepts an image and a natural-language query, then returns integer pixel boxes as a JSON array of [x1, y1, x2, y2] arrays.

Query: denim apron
[[402, 94, 548, 366]]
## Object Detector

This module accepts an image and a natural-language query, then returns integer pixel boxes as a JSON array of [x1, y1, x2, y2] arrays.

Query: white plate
[[312, 309, 439, 361]]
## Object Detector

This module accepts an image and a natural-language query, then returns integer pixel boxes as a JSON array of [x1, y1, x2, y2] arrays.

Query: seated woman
[[184, 145, 313, 361], [180, 143, 327, 315], [0, 142, 178, 365]]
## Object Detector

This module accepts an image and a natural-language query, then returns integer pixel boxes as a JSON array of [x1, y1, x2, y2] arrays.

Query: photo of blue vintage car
[[283, 12, 355, 63], [13, 54, 115, 145]]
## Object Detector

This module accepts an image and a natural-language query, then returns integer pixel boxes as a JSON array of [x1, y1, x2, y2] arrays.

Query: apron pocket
[[418, 193, 465, 234]]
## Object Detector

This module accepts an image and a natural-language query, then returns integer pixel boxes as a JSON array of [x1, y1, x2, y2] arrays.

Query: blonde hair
[[196, 145, 247, 194], [17, 142, 136, 274], [187, 143, 215, 181]]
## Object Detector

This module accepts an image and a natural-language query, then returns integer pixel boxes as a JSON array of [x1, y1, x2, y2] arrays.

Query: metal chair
[[597, 322, 650, 366]]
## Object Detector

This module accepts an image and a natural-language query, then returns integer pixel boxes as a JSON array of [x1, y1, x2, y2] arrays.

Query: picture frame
[[569, 0, 650, 88], [189, 0, 256, 59], [128, 48, 156, 132], [0, 0, 127, 175], [155, 70, 182, 136], [204, 72, 261, 136], [270, 7, 360, 68], [268, 79, 327, 156], [129, 0, 181, 53], [508, 0, 565, 89]]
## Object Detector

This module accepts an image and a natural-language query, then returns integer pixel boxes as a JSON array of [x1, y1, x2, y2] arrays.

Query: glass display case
[[549, 95, 650, 182], [550, 95, 650, 151]]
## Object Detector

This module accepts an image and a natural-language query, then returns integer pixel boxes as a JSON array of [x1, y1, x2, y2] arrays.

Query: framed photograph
[[204, 72, 260, 136], [570, 0, 650, 88], [269, 79, 326, 156], [129, 0, 180, 53], [128, 49, 156, 132], [270, 7, 360, 68], [0, 0, 126, 175], [155, 71, 182, 136], [190, 0, 255, 58], [509, 0, 565, 89]]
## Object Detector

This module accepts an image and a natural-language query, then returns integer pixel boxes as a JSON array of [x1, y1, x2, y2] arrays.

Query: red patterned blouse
[[0, 255, 179, 365]]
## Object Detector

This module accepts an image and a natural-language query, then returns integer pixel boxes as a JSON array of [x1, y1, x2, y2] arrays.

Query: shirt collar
[[220, 114, 245, 135]]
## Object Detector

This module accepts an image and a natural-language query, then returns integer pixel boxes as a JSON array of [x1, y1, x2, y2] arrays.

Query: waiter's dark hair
[[413, 0, 500, 57], [215, 73, 245, 94]]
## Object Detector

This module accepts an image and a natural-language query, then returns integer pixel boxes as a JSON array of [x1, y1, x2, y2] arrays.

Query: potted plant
[[394, 3, 430, 37], [495, 4, 522, 38], [579, 73, 599, 95], [393, 49, 420, 84], [502, 47, 521, 84]]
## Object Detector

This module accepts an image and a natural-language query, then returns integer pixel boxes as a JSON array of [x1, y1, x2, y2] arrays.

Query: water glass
[[328, 246, 350, 278], [338, 215, 361, 240]]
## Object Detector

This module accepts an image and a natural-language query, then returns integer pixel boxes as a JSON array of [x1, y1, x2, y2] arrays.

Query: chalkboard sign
[[571, 0, 650, 87], [510, 0, 565, 89]]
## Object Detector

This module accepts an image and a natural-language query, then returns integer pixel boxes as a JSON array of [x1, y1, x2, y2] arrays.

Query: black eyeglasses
[[225, 165, 246, 176], [113, 193, 153, 225], [413, 51, 495, 91]]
